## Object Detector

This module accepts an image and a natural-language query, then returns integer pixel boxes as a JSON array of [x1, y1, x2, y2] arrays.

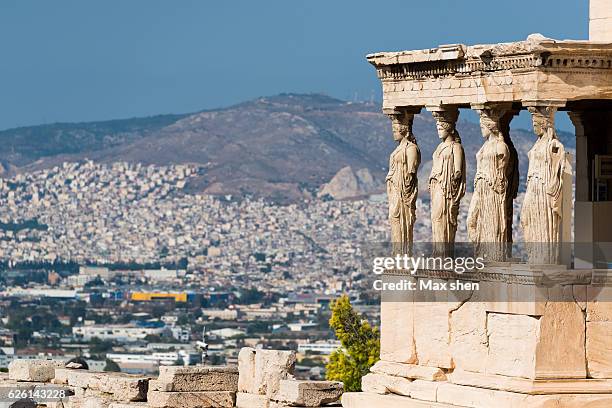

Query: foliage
[[325, 295, 379, 392], [103, 358, 121, 372]]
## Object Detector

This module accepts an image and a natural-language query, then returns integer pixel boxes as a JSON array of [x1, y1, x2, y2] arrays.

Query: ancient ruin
[[0, 350, 343, 408], [343, 1, 612, 407]]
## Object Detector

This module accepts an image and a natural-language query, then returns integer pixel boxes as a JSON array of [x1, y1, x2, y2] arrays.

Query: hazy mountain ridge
[[0, 93, 575, 202]]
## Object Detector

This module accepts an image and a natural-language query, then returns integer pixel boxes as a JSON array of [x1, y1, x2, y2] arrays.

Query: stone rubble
[[4, 353, 341, 408], [237, 348, 342, 407]]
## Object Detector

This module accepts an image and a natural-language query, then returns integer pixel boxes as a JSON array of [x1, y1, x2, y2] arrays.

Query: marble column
[[385, 107, 422, 256], [427, 106, 466, 256], [521, 104, 569, 264], [467, 105, 513, 261]]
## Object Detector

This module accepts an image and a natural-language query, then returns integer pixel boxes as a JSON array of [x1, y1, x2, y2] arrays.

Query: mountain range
[[0, 93, 575, 203]]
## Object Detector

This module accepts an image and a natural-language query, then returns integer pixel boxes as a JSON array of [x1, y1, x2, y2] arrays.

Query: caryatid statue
[[467, 109, 511, 260], [386, 110, 421, 255], [521, 106, 566, 264], [429, 109, 466, 254]]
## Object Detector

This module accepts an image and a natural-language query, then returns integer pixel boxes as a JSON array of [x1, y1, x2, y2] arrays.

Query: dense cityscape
[[0, 160, 524, 377]]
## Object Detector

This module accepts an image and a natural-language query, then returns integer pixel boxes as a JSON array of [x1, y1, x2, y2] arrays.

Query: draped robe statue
[[429, 110, 466, 256], [521, 106, 566, 264], [387, 111, 421, 256], [467, 110, 511, 260]]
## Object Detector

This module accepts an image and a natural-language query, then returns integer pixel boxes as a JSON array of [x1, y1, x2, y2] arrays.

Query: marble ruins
[[0, 351, 343, 408], [343, 0, 612, 407]]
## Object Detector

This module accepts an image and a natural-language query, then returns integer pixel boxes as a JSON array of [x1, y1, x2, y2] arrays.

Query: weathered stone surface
[[436, 382, 528, 407], [449, 301, 487, 374], [147, 390, 235, 408], [587, 321, 612, 378], [342, 392, 454, 407], [67, 395, 113, 408], [586, 286, 612, 322], [65, 371, 149, 401], [9, 360, 64, 382], [237, 348, 257, 394], [344, 389, 612, 408], [153, 366, 238, 392], [107, 403, 148, 408], [370, 361, 445, 382], [235, 392, 270, 408], [360, 373, 388, 395], [276, 380, 342, 406], [449, 369, 612, 394], [255, 350, 296, 397], [361, 373, 412, 397], [380, 302, 416, 364], [486, 312, 539, 378], [413, 302, 453, 369], [238, 348, 296, 397], [53, 368, 73, 385], [408, 380, 439, 402], [534, 300, 586, 379]]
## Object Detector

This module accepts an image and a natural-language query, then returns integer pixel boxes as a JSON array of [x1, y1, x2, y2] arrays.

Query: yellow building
[[130, 292, 188, 303]]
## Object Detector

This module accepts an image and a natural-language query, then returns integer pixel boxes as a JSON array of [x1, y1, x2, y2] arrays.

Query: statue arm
[[546, 140, 566, 213], [452, 143, 463, 179], [452, 143, 466, 200], [402, 145, 418, 195], [494, 143, 510, 194]]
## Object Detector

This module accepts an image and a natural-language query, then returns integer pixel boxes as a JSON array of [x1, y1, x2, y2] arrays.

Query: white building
[[72, 324, 167, 342], [297, 341, 341, 355]]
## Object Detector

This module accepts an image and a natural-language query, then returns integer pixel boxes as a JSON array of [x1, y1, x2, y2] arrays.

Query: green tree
[[325, 295, 379, 392], [103, 358, 121, 372]]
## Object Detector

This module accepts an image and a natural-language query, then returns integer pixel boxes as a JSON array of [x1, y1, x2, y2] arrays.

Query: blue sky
[[0, 0, 588, 131]]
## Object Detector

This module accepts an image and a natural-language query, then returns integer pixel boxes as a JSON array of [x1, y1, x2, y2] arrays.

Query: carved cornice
[[368, 40, 612, 82]]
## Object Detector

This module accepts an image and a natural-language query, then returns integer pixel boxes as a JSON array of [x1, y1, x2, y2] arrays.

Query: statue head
[[432, 109, 459, 142], [389, 111, 415, 142], [479, 109, 502, 139], [528, 106, 556, 139]]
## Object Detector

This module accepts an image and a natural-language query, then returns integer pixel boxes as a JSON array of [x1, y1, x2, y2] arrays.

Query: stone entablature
[[367, 35, 612, 109]]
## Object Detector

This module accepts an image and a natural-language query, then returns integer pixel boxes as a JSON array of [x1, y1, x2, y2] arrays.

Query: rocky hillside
[[0, 93, 575, 202]]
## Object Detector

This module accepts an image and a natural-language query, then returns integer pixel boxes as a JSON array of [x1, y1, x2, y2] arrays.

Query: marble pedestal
[[342, 264, 612, 408]]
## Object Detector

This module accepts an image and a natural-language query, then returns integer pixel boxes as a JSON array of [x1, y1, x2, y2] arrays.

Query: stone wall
[[342, 268, 612, 408], [1, 350, 343, 408], [591, 0, 612, 42]]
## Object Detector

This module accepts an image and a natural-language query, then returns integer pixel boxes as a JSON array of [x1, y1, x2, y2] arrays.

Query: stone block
[[65, 371, 149, 401], [108, 404, 148, 408], [147, 390, 235, 408], [591, 0, 612, 20], [67, 395, 113, 408], [413, 302, 453, 369], [369, 361, 445, 381], [534, 300, 586, 379], [342, 392, 451, 407], [449, 301, 487, 374], [586, 287, 612, 322], [235, 392, 270, 408], [380, 301, 416, 364], [361, 373, 411, 397], [53, 368, 73, 385], [8, 360, 64, 382], [275, 380, 342, 406], [154, 366, 238, 392], [486, 312, 539, 378], [436, 382, 528, 407], [408, 380, 439, 402], [587, 321, 612, 378], [449, 369, 612, 394], [238, 348, 296, 397], [238, 348, 257, 393], [380, 300, 416, 363]]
